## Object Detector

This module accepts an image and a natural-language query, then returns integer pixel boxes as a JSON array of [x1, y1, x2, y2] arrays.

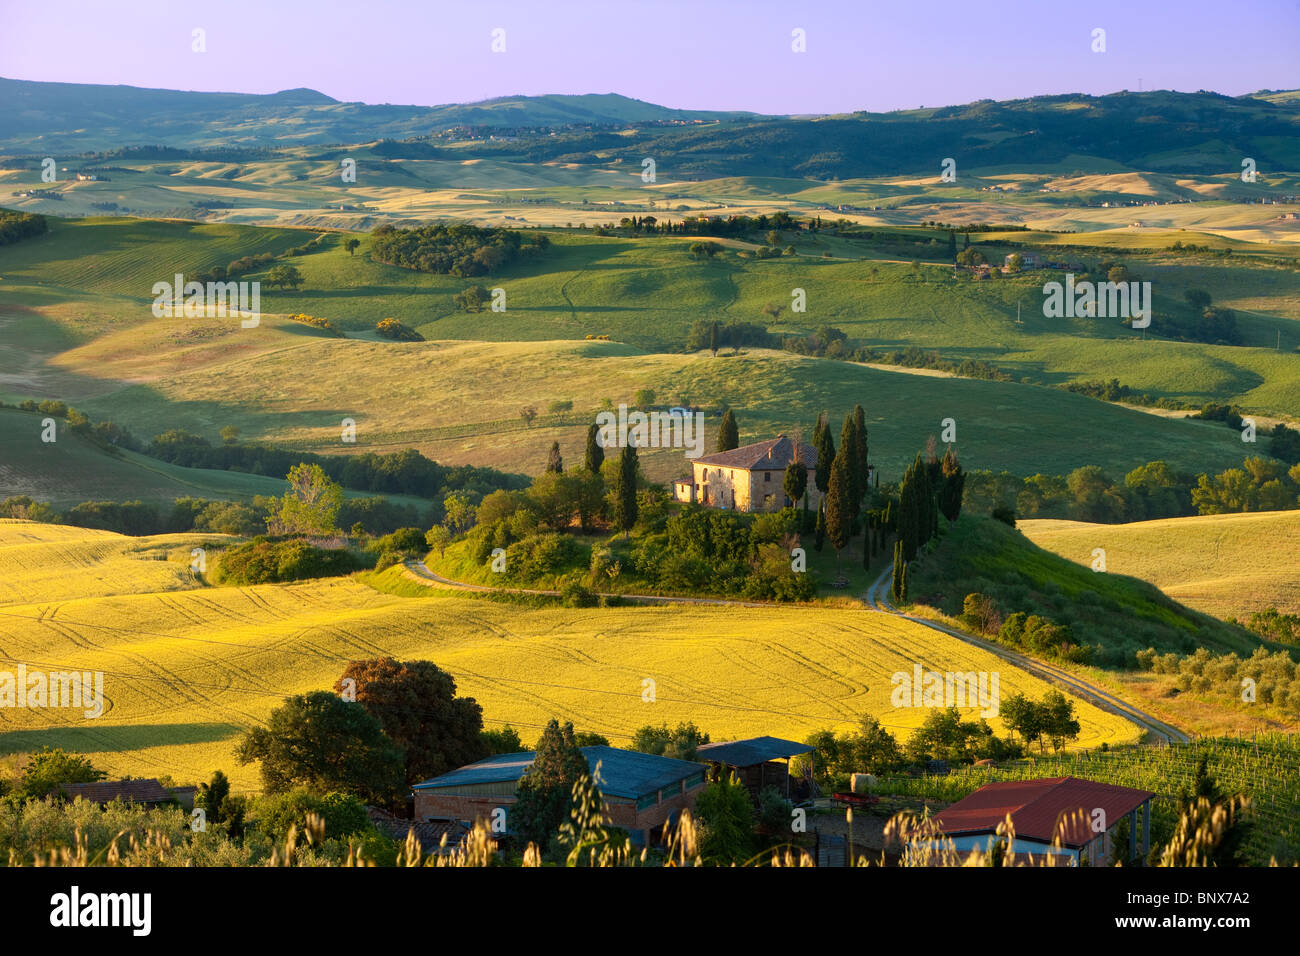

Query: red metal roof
[[933, 776, 1154, 848]]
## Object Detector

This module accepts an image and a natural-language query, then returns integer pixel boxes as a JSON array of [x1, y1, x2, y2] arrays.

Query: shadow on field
[[0, 722, 241, 755]]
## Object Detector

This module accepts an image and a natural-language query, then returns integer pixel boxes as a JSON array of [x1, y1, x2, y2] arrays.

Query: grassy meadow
[[1020, 511, 1300, 620], [0, 520, 1139, 791]]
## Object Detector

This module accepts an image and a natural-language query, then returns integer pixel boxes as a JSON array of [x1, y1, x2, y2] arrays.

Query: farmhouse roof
[[932, 776, 1154, 848], [60, 779, 173, 805], [412, 746, 705, 801], [691, 435, 818, 471], [697, 736, 812, 767]]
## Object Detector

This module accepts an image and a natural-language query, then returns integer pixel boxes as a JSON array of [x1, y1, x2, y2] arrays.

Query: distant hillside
[[0, 78, 757, 153], [1, 78, 1296, 178]]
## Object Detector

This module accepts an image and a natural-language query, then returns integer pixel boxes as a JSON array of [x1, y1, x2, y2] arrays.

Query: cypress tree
[[839, 413, 860, 522], [940, 446, 965, 524], [783, 459, 807, 511], [718, 409, 739, 452], [899, 561, 908, 603], [863, 524, 871, 571], [813, 413, 835, 495], [898, 467, 919, 562], [584, 423, 604, 474], [814, 500, 826, 551], [852, 404, 868, 513], [824, 445, 852, 563], [709, 322, 720, 357], [613, 444, 639, 538], [545, 441, 563, 474], [891, 540, 905, 602]]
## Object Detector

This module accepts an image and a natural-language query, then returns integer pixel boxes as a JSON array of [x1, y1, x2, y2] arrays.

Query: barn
[[925, 776, 1154, 866], [412, 746, 708, 846], [696, 736, 813, 800]]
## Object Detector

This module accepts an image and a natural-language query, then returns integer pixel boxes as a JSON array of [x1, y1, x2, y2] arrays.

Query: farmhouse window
[[764, 472, 771, 482], [636, 792, 658, 811]]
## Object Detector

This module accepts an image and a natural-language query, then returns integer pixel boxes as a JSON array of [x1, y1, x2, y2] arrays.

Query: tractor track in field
[[401, 559, 1189, 745]]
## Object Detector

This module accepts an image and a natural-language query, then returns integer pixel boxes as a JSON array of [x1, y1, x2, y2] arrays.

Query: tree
[[695, 775, 756, 864], [631, 721, 710, 761], [334, 658, 486, 785], [235, 691, 404, 803], [196, 769, 246, 836], [891, 540, 905, 603], [813, 412, 835, 495], [940, 446, 965, 524], [999, 693, 1044, 750], [520, 405, 538, 427], [454, 285, 491, 312], [852, 405, 869, 517], [783, 459, 807, 508], [1040, 690, 1081, 752], [442, 492, 477, 534], [633, 388, 656, 410], [824, 430, 853, 561], [545, 441, 563, 474], [584, 423, 604, 474], [709, 321, 720, 357], [424, 524, 451, 557], [344, 237, 360, 256], [265, 263, 304, 291], [220, 425, 240, 444], [717, 409, 739, 452], [270, 462, 343, 536], [814, 500, 826, 551], [20, 747, 105, 800], [611, 444, 639, 537], [512, 719, 589, 850]]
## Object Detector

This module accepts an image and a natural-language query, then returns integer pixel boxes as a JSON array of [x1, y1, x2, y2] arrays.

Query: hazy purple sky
[[3, 0, 1297, 113]]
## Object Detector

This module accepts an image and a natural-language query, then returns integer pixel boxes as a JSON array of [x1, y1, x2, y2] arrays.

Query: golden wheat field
[[0, 521, 1139, 790], [1019, 511, 1300, 620]]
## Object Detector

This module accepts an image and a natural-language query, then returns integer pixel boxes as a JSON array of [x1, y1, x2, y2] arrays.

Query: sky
[[2, 0, 1298, 114]]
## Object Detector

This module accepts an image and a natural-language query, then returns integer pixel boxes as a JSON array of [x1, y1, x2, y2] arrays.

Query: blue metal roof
[[696, 736, 811, 767], [413, 746, 705, 800]]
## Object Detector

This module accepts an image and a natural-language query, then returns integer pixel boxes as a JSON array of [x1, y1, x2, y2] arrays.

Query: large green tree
[[334, 658, 486, 785], [694, 775, 756, 864], [235, 691, 404, 803]]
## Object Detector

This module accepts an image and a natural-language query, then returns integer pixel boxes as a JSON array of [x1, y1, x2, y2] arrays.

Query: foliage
[[235, 691, 405, 803], [333, 658, 486, 784]]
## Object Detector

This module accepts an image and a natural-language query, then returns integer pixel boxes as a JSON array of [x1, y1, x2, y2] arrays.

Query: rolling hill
[[1020, 511, 1300, 620], [0, 519, 1139, 790]]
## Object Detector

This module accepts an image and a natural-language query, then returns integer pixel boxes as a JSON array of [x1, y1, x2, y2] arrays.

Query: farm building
[[412, 746, 708, 846], [697, 736, 813, 800], [924, 776, 1154, 866], [58, 779, 184, 808], [672, 435, 822, 513]]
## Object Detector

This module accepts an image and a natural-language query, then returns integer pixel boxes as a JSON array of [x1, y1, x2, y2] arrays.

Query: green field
[[3, 216, 1300, 423]]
